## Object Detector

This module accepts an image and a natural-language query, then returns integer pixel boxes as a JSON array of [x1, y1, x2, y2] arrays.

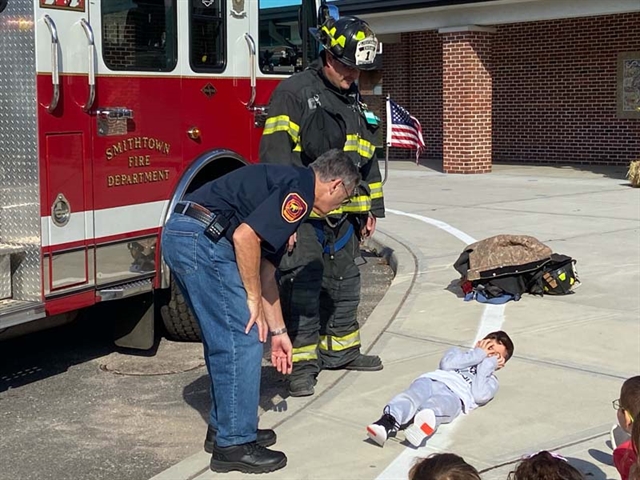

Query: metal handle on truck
[[43, 15, 60, 113], [80, 19, 96, 113], [243, 33, 257, 109]]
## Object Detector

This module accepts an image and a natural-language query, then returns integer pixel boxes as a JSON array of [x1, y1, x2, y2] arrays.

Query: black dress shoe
[[204, 425, 276, 453], [210, 441, 287, 474]]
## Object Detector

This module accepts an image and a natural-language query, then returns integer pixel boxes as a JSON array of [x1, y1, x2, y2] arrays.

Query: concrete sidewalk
[[151, 162, 639, 480]]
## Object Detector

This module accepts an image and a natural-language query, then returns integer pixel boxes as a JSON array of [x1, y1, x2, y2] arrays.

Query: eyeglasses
[[340, 182, 354, 206], [613, 399, 634, 421]]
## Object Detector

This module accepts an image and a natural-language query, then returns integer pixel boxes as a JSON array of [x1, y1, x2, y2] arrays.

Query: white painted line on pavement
[[375, 210, 506, 480]]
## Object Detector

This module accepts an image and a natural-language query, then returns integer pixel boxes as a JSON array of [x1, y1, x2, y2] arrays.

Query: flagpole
[[383, 94, 390, 185]]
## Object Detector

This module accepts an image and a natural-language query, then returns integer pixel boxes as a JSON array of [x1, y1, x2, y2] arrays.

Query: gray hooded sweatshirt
[[420, 347, 499, 413]]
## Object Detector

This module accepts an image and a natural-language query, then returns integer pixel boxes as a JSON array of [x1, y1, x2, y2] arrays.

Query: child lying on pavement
[[366, 330, 514, 447]]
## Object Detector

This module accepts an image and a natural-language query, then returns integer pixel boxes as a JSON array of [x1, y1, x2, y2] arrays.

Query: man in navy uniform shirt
[[161, 149, 360, 474]]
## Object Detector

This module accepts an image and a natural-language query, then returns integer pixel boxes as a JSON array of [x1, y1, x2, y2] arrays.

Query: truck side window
[[258, 0, 304, 74], [190, 0, 225, 72], [102, 0, 178, 72]]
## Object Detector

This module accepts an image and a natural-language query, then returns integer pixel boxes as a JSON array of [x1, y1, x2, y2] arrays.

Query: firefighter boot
[[331, 353, 383, 371], [204, 426, 276, 453], [210, 442, 287, 474], [288, 374, 317, 397]]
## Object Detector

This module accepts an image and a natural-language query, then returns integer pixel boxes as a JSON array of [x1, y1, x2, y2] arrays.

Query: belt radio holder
[[204, 213, 230, 242]]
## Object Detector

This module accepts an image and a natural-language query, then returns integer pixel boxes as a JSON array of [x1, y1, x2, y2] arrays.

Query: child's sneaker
[[404, 409, 436, 447], [366, 413, 399, 447]]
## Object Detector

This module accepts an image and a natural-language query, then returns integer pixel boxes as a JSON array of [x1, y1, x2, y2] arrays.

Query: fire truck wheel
[[160, 280, 202, 342]]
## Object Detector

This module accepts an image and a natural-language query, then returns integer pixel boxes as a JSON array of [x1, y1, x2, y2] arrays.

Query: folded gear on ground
[[453, 234, 580, 302]]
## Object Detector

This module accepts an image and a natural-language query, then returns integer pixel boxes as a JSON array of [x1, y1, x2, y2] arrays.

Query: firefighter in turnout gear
[[260, 15, 385, 397]]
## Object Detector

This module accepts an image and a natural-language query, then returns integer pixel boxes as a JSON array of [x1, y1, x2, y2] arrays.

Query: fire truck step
[[97, 278, 153, 302], [1, 244, 29, 300], [0, 243, 26, 255], [0, 299, 46, 329]]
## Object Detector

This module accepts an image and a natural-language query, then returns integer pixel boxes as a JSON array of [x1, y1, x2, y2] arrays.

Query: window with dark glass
[[259, 0, 310, 75], [190, 0, 225, 72], [102, 0, 177, 72]]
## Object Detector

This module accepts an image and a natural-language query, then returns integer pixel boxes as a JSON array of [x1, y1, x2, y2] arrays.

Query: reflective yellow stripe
[[369, 181, 383, 200], [292, 344, 318, 363], [342, 195, 371, 213], [344, 134, 376, 159], [293, 143, 302, 152], [308, 195, 371, 218], [309, 208, 341, 219], [319, 330, 361, 352], [322, 25, 346, 48], [263, 115, 300, 143], [357, 139, 376, 159]]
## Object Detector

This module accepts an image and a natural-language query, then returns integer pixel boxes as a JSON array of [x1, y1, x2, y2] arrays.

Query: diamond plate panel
[[0, 1, 42, 302]]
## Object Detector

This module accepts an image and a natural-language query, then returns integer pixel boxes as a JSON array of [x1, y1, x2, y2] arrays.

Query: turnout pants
[[387, 377, 463, 427], [279, 218, 363, 378]]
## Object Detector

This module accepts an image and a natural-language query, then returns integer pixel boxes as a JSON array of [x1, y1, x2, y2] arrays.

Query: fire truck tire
[[160, 280, 202, 342]]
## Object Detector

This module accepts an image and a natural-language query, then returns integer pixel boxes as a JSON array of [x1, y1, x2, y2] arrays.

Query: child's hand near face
[[495, 353, 506, 370], [475, 338, 493, 355]]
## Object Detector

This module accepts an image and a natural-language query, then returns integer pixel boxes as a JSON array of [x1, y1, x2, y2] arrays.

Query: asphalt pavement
[[0, 250, 392, 480], [150, 161, 640, 480]]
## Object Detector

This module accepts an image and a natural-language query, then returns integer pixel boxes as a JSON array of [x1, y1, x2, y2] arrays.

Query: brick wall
[[383, 12, 640, 167], [442, 31, 492, 173], [493, 14, 640, 166], [382, 40, 411, 160]]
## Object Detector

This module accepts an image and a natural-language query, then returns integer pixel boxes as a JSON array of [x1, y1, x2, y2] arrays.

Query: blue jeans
[[161, 213, 263, 447]]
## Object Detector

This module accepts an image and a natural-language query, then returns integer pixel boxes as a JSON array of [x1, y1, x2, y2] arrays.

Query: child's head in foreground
[[616, 376, 640, 434], [409, 453, 480, 480], [477, 330, 515, 370], [507, 451, 584, 480]]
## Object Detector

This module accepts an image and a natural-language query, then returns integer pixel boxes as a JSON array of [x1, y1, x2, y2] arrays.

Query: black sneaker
[[210, 441, 287, 474], [366, 412, 399, 447], [204, 426, 276, 453]]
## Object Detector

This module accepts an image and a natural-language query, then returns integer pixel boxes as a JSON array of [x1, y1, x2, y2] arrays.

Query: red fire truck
[[0, 0, 334, 347]]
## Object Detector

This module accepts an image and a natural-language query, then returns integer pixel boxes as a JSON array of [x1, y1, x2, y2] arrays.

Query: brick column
[[440, 26, 495, 174]]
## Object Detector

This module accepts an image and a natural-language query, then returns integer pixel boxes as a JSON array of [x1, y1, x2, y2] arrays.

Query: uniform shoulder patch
[[281, 192, 308, 223]]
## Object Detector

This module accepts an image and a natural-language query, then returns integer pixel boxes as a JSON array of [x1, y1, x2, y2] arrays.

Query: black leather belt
[[174, 201, 213, 225]]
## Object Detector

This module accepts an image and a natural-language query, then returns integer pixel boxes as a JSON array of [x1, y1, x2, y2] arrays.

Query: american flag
[[386, 98, 425, 163]]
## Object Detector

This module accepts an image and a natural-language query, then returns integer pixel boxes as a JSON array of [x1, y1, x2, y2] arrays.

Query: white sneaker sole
[[404, 409, 436, 447], [366, 423, 388, 447]]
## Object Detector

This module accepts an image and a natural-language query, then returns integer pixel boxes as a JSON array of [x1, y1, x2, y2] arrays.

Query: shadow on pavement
[[0, 300, 164, 393], [182, 365, 291, 426], [566, 456, 609, 480], [588, 448, 614, 467], [0, 308, 114, 393]]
